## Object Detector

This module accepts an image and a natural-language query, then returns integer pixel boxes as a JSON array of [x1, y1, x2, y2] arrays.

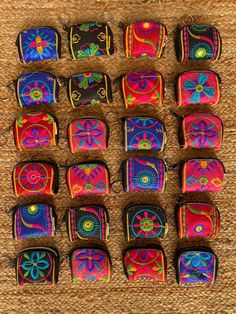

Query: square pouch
[[12, 203, 57, 240], [16, 27, 61, 63], [175, 202, 220, 239], [175, 247, 218, 285], [13, 112, 59, 151], [14, 72, 60, 108], [121, 21, 167, 58], [68, 118, 108, 153], [123, 116, 167, 151], [68, 72, 112, 108], [66, 162, 110, 198], [68, 22, 114, 59], [180, 158, 225, 193], [178, 113, 223, 150], [16, 247, 59, 286], [121, 71, 164, 109], [122, 157, 167, 192], [175, 70, 221, 106], [123, 245, 167, 282], [13, 160, 59, 197], [70, 246, 112, 283], [175, 25, 222, 62], [122, 204, 168, 241], [66, 205, 109, 242]]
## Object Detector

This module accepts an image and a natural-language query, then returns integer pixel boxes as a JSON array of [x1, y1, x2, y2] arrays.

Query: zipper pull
[[118, 22, 126, 30]]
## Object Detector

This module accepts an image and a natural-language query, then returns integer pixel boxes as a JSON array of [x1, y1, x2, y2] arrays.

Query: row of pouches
[[16, 22, 222, 63], [14, 245, 218, 285], [11, 70, 221, 108], [12, 158, 225, 197], [11, 202, 220, 241]]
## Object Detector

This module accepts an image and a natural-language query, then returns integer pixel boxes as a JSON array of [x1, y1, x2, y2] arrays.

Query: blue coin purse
[[14, 72, 60, 108], [16, 26, 61, 63]]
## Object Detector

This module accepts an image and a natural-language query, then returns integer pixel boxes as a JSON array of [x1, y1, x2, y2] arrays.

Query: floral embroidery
[[78, 22, 102, 32], [75, 72, 103, 89], [76, 249, 104, 272], [77, 43, 102, 58], [128, 71, 157, 90], [22, 81, 50, 105], [189, 120, 217, 147], [184, 251, 211, 267], [23, 128, 50, 148], [26, 169, 42, 184], [21, 252, 50, 280], [74, 120, 102, 147]]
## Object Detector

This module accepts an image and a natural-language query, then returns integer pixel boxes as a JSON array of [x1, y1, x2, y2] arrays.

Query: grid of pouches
[[9, 20, 223, 286]]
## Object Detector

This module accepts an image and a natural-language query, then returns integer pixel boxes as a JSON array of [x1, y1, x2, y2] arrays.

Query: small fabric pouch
[[66, 162, 110, 198], [66, 205, 109, 241], [70, 246, 112, 283], [13, 112, 59, 151], [67, 22, 114, 59], [16, 27, 61, 63], [175, 202, 220, 239], [120, 71, 164, 108], [123, 205, 168, 241], [121, 21, 167, 58], [180, 158, 225, 193], [177, 113, 223, 150], [68, 72, 112, 107], [123, 116, 167, 151], [16, 247, 59, 286], [175, 70, 221, 106], [122, 157, 167, 192], [14, 72, 60, 108], [123, 245, 167, 282], [13, 161, 59, 197], [175, 25, 222, 62], [12, 203, 57, 240], [175, 247, 218, 285], [68, 118, 108, 153]]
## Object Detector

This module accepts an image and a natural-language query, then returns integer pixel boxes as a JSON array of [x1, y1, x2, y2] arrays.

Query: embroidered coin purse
[[12, 203, 57, 240], [123, 205, 168, 241], [177, 113, 223, 150], [175, 202, 220, 239], [68, 72, 112, 107], [122, 157, 167, 192], [175, 25, 222, 62], [175, 70, 221, 106], [66, 205, 109, 242], [123, 245, 167, 282], [123, 117, 167, 151], [67, 22, 114, 59], [180, 158, 225, 193], [14, 72, 60, 108], [66, 162, 110, 198], [68, 118, 108, 153], [70, 246, 112, 283], [13, 112, 59, 151], [16, 27, 61, 63], [175, 247, 218, 285], [120, 71, 164, 108], [16, 247, 59, 286], [120, 21, 167, 58], [13, 161, 59, 197]]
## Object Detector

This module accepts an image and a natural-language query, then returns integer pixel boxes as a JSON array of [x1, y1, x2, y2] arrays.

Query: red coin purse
[[180, 158, 225, 193], [13, 112, 59, 151], [12, 161, 59, 197], [121, 71, 164, 109], [66, 162, 110, 198], [175, 202, 220, 239]]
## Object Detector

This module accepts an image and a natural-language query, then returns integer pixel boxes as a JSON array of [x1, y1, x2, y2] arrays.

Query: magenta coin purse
[[177, 113, 223, 150], [180, 158, 225, 193], [122, 157, 167, 192], [175, 70, 221, 106], [68, 118, 108, 153], [70, 246, 112, 283], [66, 205, 109, 242]]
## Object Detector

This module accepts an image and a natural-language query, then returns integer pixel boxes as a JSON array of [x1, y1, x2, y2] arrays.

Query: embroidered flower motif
[[77, 43, 102, 58], [22, 81, 50, 105], [183, 251, 212, 268], [128, 71, 157, 90], [189, 120, 217, 147], [74, 120, 103, 148], [29, 35, 49, 56], [74, 72, 103, 89], [131, 211, 162, 238], [126, 94, 136, 105], [184, 73, 215, 103], [78, 22, 102, 32], [131, 133, 158, 150], [76, 249, 105, 272], [21, 252, 50, 280], [26, 170, 41, 184], [22, 128, 51, 148], [97, 32, 106, 41]]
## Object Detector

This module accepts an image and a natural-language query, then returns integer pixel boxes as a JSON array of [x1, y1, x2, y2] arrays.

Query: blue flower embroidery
[[21, 251, 50, 280], [76, 249, 104, 272], [128, 71, 156, 90], [184, 73, 215, 103], [184, 251, 211, 268], [75, 120, 103, 147], [190, 120, 217, 147]]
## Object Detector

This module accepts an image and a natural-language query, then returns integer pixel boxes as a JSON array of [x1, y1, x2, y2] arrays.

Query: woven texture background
[[0, 0, 235, 313]]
